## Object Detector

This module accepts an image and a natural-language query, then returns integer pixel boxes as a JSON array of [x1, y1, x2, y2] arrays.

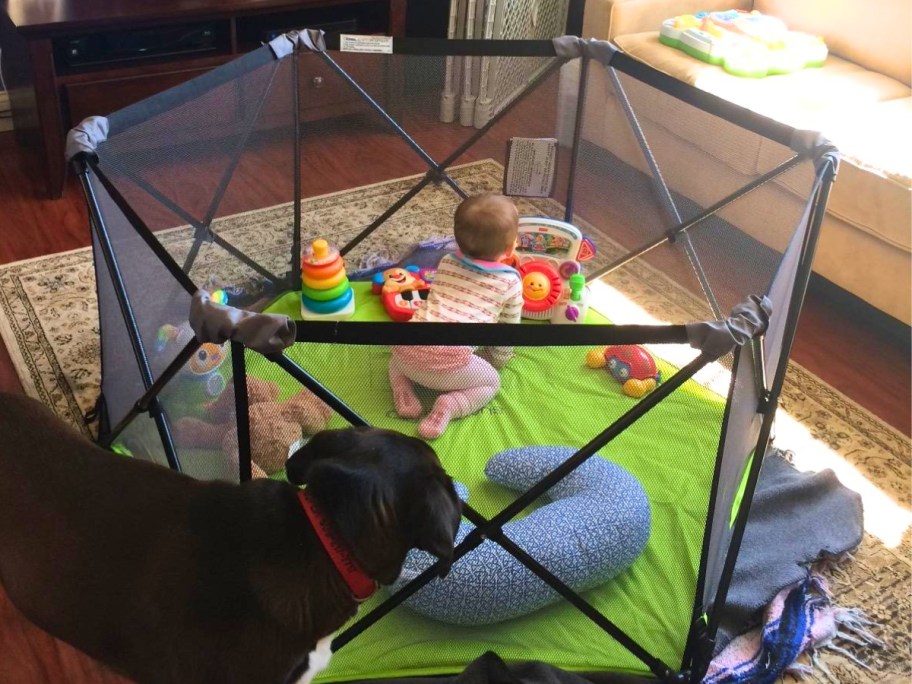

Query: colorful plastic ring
[[301, 256, 343, 280], [303, 266, 346, 290], [302, 277, 350, 302], [301, 287, 354, 314]]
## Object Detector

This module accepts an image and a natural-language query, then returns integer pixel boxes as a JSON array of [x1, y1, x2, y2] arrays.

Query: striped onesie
[[389, 252, 523, 439]]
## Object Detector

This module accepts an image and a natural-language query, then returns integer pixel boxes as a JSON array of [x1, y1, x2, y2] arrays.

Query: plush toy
[[174, 377, 332, 478], [390, 445, 651, 625]]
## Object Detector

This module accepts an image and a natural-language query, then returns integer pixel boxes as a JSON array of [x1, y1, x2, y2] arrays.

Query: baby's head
[[453, 194, 519, 261]]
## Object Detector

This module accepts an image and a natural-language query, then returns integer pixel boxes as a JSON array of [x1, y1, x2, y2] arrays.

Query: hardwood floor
[[0, 70, 908, 683]]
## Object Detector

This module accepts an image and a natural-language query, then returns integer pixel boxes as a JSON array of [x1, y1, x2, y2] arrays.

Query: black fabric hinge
[[687, 618, 715, 683], [757, 389, 773, 413]]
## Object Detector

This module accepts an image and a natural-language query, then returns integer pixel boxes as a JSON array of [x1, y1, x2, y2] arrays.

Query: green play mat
[[245, 283, 726, 679]]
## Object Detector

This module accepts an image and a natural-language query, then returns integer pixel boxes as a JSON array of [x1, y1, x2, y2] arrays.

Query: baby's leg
[[388, 361, 423, 418], [416, 356, 501, 439]]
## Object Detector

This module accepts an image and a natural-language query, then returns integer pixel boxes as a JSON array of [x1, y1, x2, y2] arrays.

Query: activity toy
[[659, 9, 827, 78], [391, 445, 650, 625], [155, 323, 228, 398], [510, 217, 595, 321], [591, 345, 662, 398], [371, 265, 435, 322], [300, 239, 355, 320]]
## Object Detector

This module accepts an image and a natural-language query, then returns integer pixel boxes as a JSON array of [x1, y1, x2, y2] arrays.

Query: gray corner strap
[[268, 29, 326, 59], [585, 39, 620, 65], [552, 35, 585, 58], [552, 36, 619, 65], [789, 129, 831, 155], [65, 116, 109, 161], [190, 290, 296, 355], [685, 295, 772, 359]]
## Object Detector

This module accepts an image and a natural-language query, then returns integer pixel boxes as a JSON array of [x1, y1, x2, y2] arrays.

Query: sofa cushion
[[757, 98, 912, 253], [614, 32, 912, 244], [614, 33, 911, 132], [819, 98, 912, 189], [754, 0, 912, 86]]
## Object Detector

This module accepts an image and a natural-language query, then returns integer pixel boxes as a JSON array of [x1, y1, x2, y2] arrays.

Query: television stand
[[0, 0, 407, 199]]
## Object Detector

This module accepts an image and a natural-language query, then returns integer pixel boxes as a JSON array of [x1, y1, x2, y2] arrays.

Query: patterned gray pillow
[[391, 445, 651, 625]]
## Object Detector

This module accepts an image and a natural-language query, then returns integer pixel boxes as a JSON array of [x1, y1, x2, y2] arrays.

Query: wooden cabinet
[[0, 0, 408, 198], [63, 67, 218, 129]]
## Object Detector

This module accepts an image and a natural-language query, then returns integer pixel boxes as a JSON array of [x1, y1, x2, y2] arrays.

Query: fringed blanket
[[706, 569, 883, 683]]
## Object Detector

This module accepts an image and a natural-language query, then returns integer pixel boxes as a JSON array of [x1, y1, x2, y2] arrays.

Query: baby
[[389, 193, 523, 439]]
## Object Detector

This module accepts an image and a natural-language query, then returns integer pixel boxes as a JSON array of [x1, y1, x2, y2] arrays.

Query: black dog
[[0, 393, 461, 684]]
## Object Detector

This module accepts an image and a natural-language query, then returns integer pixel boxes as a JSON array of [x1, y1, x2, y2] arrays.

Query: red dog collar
[[297, 490, 378, 602]]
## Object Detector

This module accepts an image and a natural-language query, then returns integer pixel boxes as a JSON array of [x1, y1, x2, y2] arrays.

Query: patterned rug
[[0, 160, 909, 682]]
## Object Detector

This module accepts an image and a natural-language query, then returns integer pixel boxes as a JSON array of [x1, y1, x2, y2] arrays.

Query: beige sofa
[[577, 0, 911, 324]]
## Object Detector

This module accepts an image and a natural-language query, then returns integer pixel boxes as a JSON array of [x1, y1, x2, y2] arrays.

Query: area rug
[[0, 159, 908, 682]]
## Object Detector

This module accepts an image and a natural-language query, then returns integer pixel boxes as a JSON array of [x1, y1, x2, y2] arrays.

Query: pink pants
[[388, 349, 501, 439]]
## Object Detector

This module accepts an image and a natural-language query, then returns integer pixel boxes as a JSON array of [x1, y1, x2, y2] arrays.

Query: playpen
[[67, 30, 838, 684]]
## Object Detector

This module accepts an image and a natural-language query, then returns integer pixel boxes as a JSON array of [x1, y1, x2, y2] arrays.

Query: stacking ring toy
[[303, 267, 347, 290], [301, 277, 351, 302], [302, 287, 354, 314]]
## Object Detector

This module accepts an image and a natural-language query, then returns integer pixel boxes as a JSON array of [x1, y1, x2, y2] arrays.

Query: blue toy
[[390, 446, 651, 625]]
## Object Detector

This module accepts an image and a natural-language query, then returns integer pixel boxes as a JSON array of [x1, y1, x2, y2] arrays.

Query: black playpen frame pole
[[318, 51, 468, 201], [232, 341, 254, 482], [481, 522, 677, 682], [679, 344, 742, 674], [87, 158, 198, 297], [76, 159, 183, 472], [692, 160, 837, 683], [100, 339, 201, 448], [267, 352, 369, 427], [563, 53, 589, 223], [180, 61, 284, 278], [605, 67, 721, 320], [292, 45, 303, 291], [482, 351, 714, 531], [585, 152, 812, 284], [338, 56, 567, 257], [96, 157, 286, 286]]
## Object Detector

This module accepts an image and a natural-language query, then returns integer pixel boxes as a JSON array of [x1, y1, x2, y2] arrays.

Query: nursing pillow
[[390, 446, 651, 625]]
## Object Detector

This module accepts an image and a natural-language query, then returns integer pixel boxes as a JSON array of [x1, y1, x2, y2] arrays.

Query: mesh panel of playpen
[[84, 40, 830, 680], [237, 333, 729, 676]]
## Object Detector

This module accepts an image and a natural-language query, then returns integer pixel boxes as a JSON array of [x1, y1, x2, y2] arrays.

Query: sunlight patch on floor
[[587, 278, 910, 548], [775, 413, 911, 549]]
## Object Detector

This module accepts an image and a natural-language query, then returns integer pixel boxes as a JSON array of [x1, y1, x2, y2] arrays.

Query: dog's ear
[[412, 477, 462, 578], [286, 428, 362, 485]]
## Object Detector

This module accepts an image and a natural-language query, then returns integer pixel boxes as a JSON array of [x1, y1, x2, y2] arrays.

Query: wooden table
[[0, 0, 407, 198]]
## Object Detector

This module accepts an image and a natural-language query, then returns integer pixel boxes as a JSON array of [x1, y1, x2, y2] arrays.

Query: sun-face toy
[[518, 261, 563, 317], [587, 345, 662, 398], [156, 323, 228, 398]]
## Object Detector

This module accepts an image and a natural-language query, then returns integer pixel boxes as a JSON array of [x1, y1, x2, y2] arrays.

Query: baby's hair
[[453, 194, 519, 260]]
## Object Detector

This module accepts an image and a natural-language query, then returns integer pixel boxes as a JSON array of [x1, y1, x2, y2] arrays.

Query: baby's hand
[[478, 346, 514, 369]]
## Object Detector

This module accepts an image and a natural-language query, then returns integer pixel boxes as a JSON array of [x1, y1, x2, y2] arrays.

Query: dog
[[0, 393, 461, 684]]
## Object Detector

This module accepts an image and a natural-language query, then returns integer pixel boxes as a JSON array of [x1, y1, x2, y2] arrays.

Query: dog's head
[[286, 427, 461, 585]]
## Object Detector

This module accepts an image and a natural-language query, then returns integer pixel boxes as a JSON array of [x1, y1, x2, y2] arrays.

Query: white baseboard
[[0, 91, 13, 133]]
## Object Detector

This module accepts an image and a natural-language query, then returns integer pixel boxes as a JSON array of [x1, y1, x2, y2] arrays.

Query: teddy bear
[[174, 376, 332, 479]]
